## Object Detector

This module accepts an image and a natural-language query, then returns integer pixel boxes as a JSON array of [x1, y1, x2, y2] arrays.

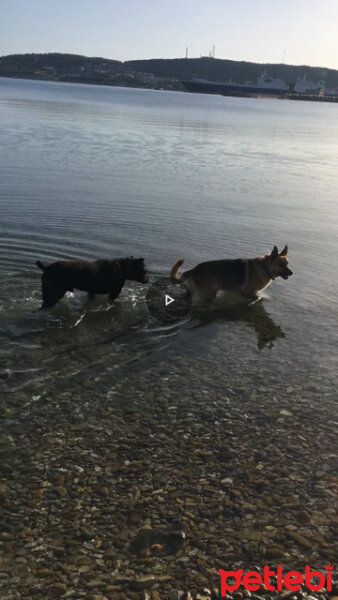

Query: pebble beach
[[1, 348, 337, 600]]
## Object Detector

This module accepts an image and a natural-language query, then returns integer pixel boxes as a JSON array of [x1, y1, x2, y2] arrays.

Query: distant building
[[294, 78, 325, 93], [257, 76, 288, 91]]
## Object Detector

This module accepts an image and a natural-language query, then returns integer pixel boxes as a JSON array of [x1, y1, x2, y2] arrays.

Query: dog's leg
[[241, 290, 258, 301], [198, 289, 217, 303], [108, 291, 120, 303], [40, 281, 66, 309], [203, 293, 217, 303], [195, 281, 217, 303], [108, 282, 124, 303], [41, 295, 65, 309]]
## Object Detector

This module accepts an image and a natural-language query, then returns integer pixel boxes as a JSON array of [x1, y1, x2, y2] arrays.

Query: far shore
[[2, 75, 338, 103]]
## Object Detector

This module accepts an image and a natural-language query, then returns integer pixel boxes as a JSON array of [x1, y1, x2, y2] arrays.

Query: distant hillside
[[0, 52, 182, 90], [126, 57, 338, 88], [1, 52, 338, 90]]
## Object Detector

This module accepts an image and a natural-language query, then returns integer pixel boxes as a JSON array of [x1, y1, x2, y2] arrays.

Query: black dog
[[36, 257, 149, 309]]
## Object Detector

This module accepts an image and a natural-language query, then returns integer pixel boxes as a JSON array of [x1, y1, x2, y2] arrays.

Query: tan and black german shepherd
[[170, 245, 292, 302]]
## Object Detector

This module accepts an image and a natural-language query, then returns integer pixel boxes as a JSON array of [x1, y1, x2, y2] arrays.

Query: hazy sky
[[1, 0, 338, 69]]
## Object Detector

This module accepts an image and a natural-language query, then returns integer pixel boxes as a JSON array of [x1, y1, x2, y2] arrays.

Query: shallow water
[[1, 77, 338, 596], [0, 76, 337, 404]]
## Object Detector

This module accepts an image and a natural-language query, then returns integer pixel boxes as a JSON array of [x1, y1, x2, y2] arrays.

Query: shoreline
[[2, 75, 338, 103]]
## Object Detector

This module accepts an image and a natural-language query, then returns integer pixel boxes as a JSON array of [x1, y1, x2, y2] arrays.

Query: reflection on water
[[192, 297, 285, 350], [0, 270, 287, 396]]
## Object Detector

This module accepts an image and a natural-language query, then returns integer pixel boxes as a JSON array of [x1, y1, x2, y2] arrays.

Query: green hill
[[126, 56, 338, 88], [1, 52, 338, 90]]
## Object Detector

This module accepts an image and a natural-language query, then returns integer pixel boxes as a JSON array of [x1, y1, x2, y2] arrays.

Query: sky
[[1, 0, 338, 70]]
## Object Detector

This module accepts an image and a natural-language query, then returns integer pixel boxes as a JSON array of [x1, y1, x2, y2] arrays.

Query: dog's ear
[[270, 246, 279, 259], [280, 245, 288, 256]]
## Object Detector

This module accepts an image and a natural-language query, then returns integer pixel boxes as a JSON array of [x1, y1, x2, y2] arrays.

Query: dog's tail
[[36, 260, 47, 271], [170, 258, 184, 280]]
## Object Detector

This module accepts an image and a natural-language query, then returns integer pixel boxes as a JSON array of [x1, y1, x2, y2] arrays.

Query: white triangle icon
[[165, 294, 175, 306]]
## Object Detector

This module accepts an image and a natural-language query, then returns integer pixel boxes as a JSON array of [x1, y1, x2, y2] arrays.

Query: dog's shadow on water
[[190, 296, 285, 350]]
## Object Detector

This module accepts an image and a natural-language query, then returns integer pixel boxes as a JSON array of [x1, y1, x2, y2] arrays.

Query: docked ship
[[183, 74, 289, 97]]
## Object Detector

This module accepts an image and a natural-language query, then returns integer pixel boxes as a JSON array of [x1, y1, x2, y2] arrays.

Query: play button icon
[[165, 294, 175, 307], [146, 277, 191, 322]]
